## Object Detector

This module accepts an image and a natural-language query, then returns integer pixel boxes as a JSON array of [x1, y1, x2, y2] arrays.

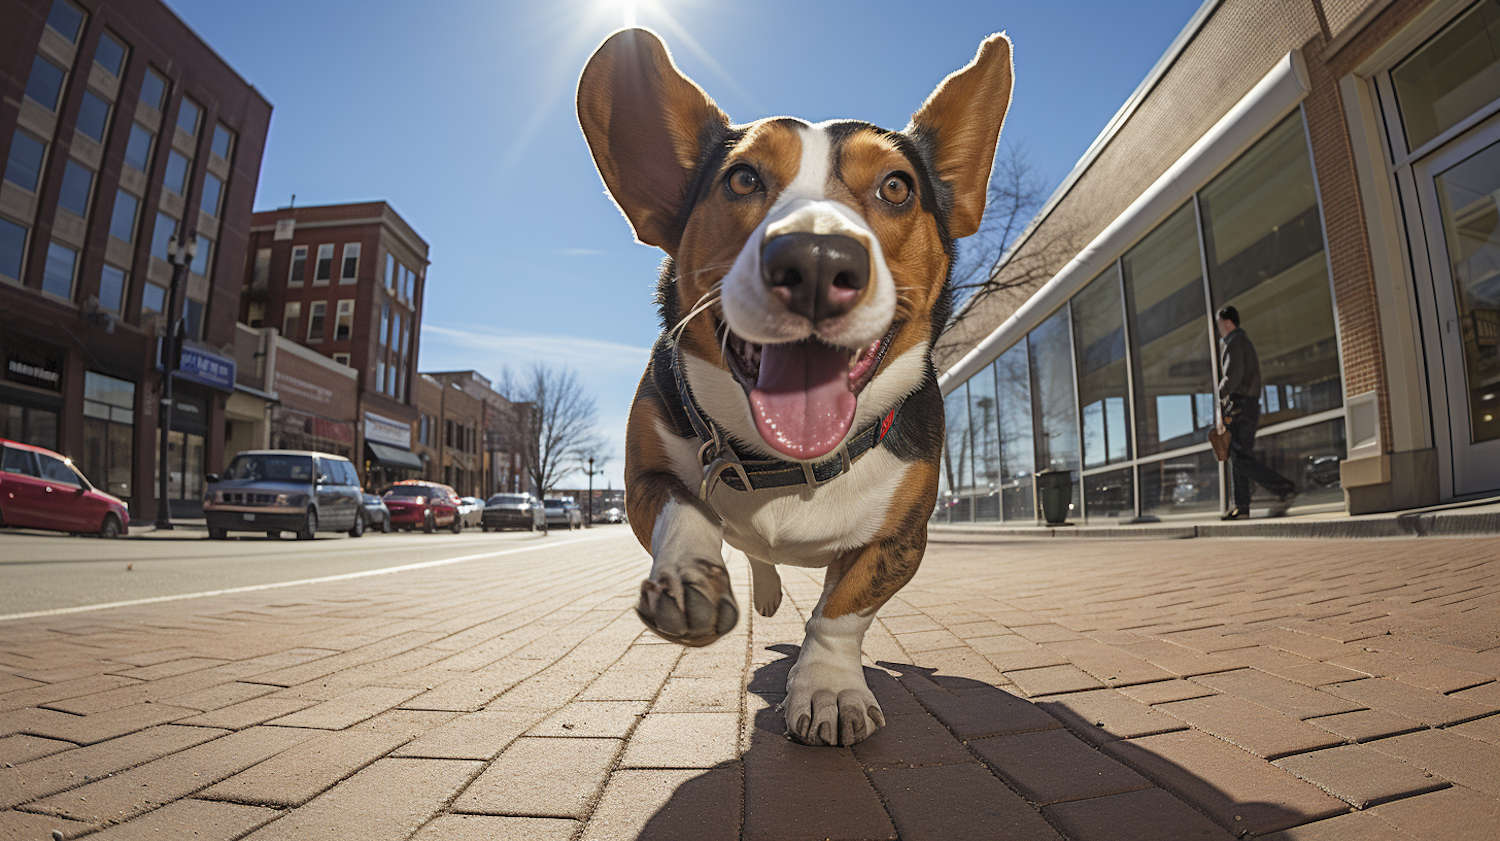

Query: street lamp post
[[583, 456, 605, 528], [154, 230, 197, 530]]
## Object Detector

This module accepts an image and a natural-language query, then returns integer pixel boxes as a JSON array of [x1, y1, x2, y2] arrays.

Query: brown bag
[[1210, 419, 1232, 462]]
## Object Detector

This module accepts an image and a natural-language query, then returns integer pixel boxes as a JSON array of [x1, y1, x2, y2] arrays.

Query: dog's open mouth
[[723, 327, 892, 461]]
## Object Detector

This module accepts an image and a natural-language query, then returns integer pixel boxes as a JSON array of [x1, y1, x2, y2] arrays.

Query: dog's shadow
[[632, 643, 1306, 840]]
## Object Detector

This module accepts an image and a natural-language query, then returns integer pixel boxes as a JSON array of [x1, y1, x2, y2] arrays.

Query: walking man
[[1217, 306, 1296, 519]]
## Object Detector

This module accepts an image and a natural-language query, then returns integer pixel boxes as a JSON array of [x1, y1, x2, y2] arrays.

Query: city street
[[0, 528, 1497, 839]]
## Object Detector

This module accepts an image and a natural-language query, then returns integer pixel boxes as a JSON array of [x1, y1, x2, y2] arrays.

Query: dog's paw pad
[[635, 558, 738, 647], [785, 686, 884, 746]]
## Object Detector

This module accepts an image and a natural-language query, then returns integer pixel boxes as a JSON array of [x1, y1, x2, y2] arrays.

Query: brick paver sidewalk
[[1, 531, 1498, 840]]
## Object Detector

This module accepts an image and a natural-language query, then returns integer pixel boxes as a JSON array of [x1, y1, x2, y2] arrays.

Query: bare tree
[[495, 363, 603, 496], [950, 142, 1049, 304]]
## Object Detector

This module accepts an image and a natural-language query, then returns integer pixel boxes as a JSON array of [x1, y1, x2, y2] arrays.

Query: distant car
[[481, 493, 546, 532], [457, 497, 484, 529], [543, 496, 582, 531], [0, 438, 130, 538], [383, 480, 462, 533], [600, 506, 626, 524], [361, 493, 392, 533], [204, 450, 363, 540]]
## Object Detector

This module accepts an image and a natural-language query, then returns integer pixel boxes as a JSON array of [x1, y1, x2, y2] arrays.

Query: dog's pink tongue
[[750, 339, 856, 460]]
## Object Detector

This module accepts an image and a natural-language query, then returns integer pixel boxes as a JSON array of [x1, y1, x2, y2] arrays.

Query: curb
[[931, 509, 1500, 540]]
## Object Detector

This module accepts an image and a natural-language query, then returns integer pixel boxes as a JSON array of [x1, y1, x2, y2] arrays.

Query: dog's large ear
[[577, 28, 729, 254], [908, 33, 1013, 240]]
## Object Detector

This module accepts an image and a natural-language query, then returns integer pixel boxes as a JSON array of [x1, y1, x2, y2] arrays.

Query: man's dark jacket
[[1217, 327, 1261, 412]]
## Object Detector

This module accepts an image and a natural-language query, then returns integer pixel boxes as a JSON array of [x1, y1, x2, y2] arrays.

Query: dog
[[577, 27, 1011, 746]]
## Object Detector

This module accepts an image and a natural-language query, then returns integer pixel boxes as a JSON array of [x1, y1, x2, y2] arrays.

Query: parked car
[[0, 438, 130, 538], [383, 480, 462, 533], [599, 506, 626, 524], [543, 496, 582, 531], [204, 450, 364, 540], [361, 493, 392, 533], [481, 493, 546, 532], [457, 497, 484, 529]]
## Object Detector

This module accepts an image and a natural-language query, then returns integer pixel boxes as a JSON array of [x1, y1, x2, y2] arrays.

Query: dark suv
[[204, 450, 364, 540]]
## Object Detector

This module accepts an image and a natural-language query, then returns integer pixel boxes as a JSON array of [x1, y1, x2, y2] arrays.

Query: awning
[[366, 441, 423, 471]]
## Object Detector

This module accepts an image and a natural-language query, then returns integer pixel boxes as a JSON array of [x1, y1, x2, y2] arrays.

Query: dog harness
[[670, 343, 899, 500]]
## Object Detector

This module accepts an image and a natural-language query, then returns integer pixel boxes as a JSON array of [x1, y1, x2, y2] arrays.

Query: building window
[[380, 302, 390, 347], [1072, 264, 1131, 469], [306, 301, 326, 342], [141, 280, 166, 315], [177, 98, 201, 136], [164, 151, 189, 196], [139, 68, 166, 112], [190, 236, 211, 276], [392, 313, 401, 355], [1391, 0, 1500, 152], [377, 360, 386, 393], [46, 0, 84, 41], [150, 212, 177, 261], [211, 123, 234, 160], [201, 173, 223, 217], [25, 55, 67, 112], [94, 31, 127, 77], [333, 353, 350, 366], [385, 253, 395, 288], [282, 301, 300, 337], [0, 218, 27, 281], [289, 245, 307, 286], [99, 264, 127, 313], [81, 371, 134, 503], [76, 91, 111, 143], [314, 243, 333, 283], [183, 298, 204, 339], [109, 191, 138, 242], [340, 243, 360, 283], [1028, 307, 1080, 503], [334, 299, 354, 341], [58, 160, 94, 217], [4, 130, 46, 192], [42, 242, 78, 299], [123, 124, 153, 172]]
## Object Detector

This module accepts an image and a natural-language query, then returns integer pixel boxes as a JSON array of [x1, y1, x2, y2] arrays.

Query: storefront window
[[1201, 114, 1341, 427], [942, 384, 973, 521], [1392, 0, 1500, 152], [1138, 451, 1221, 520], [1245, 419, 1346, 508], [1, 403, 58, 450], [81, 372, 134, 503], [1072, 264, 1131, 469], [969, 359, 1000, 520], [1083, 467, 1133, 520], [1123, 203, 1214, 457], [1029, 307, 1080, 513]]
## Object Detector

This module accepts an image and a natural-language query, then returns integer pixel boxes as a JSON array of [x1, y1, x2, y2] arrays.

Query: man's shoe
[[1268, 486, 1298, 518], [1221, 509, 1249, 521]]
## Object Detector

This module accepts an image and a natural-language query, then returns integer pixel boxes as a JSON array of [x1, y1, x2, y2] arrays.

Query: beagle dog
[[577, 28, 1011, 746]]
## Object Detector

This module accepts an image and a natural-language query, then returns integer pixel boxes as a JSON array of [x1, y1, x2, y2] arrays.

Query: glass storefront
[[81, 372, 134, 504], [938, 107, 1345, 523], [1, 401, 57, 450]]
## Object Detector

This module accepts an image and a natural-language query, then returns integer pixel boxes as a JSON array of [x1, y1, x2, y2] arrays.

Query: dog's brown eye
[[878, 174, 911, 205], [727, 166, 761, 196]]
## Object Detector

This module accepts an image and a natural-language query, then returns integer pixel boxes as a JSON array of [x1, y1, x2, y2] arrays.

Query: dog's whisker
[[670, 292, 722, 344]]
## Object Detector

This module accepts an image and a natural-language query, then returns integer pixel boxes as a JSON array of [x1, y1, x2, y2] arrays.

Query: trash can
[[1034, 469, 1073, 526]]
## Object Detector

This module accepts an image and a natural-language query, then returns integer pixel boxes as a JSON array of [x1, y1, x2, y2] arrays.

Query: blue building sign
[[158, 339, 236, 392]]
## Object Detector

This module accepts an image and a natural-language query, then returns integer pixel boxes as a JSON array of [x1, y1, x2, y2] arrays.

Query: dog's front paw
[[636, 557, 738, 647], [782, 677, 885, 746]]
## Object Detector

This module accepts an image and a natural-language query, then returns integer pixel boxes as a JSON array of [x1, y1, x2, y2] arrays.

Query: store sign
[[176, 346, 236, 392], [364, 411, 411, 448], [4, 349, 63, 392]]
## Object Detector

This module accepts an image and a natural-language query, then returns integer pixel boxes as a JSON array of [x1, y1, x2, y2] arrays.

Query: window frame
[[313, 243, 333, 284], [340, 243, 360, 284], [289, 245, 307, 286], [306, 300, 326, 343]]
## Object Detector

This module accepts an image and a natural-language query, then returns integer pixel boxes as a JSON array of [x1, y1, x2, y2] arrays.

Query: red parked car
[[382, 480, 462, 533], [0, 438, 130, 538]]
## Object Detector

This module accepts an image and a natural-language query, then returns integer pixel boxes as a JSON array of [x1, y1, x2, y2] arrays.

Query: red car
[[382, 480, 462, 533], [0, 438, 130, 538]]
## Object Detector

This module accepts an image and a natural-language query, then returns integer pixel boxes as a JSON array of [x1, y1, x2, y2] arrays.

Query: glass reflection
[[1072, 264, 1131, 468], [1201, 114, 1341, 427], [1139, 451, 1222, 519], [942, 385, 972, 522], [970, 357, 1000, 520], [1392, 0, 1500, 152], [1247, 419, 1346, 509], [1029, 308, 1080, 515], [1123, 204, 1214, 456], [1434, 139, 1500, 443], [1084, 467, 1133, 520]]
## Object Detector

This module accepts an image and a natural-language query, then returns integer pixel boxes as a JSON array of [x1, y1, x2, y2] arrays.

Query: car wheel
[[298, 509, 317, 541], [450, 514, 462, 534], [100, 514, 122, 539], [423, 512, 434, 534], [481, 523, 490, 532], [381, 516, 392, 533], [348, 512, 365, 538], [208, 525, 227, 540]]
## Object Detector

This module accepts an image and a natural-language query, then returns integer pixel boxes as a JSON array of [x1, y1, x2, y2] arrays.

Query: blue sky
[[167, 0, 1203, 489]]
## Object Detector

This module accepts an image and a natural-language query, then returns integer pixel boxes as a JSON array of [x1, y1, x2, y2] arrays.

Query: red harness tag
[[879, 409, 895, 442]]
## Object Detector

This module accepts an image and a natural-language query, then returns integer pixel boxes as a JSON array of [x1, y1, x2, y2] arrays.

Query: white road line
[[0, 531, 621, 622]]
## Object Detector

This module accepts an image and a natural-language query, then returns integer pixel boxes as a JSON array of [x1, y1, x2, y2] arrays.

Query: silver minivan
[[204, 450, 365, 540]]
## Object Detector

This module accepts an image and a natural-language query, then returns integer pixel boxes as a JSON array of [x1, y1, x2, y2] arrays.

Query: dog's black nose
[[761, 233, 870, 323]]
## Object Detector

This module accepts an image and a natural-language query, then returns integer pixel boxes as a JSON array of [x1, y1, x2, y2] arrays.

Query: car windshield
[[384, 485, 433, 498], [544, 499, 564, 509], [223, 454, 314, 482], [488, 495, 527, 505]]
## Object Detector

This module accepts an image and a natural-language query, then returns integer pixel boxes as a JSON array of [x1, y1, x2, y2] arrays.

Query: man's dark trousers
[[1227, 397, 1295, 511]]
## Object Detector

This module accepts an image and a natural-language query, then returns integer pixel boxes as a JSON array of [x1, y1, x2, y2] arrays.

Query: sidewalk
[[1, 530, 1497, 839]]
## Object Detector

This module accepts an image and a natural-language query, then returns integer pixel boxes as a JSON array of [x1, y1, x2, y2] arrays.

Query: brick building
[[425, 369, 530, 497], [242, 201, 427, 488], [0, 0, 271, 519], [936, 0, 1500, 522]]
